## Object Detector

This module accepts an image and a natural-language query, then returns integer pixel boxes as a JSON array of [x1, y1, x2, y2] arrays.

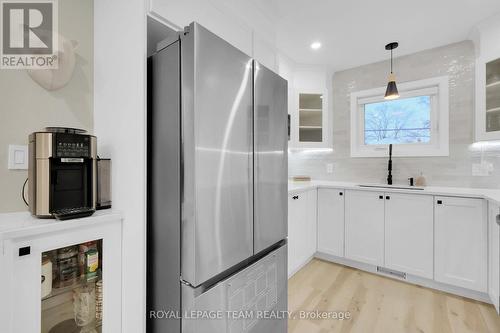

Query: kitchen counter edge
[[288, 181, 500, 205]]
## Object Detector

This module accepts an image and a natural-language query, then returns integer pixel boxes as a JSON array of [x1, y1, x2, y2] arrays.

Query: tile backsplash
[[289, 41, 500, 189]]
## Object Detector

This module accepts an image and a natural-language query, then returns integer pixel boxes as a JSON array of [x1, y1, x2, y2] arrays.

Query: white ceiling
[[256, 0, 500, 71]]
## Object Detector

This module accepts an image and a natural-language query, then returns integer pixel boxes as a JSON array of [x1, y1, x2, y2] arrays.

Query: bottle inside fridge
[[41, 239, 103, 333]]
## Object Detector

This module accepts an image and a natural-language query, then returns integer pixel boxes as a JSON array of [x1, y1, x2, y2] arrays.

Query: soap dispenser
[[415, 172, 426, 187]]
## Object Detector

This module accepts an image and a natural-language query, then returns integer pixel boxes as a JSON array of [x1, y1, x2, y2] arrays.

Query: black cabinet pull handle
[[437, 200, 443, 205], [339, 192, 343, 196], [292, 195, 299, 200], [379, 195, 383, 199], [386, 196, 390, 200], [18, 246, 31, 256]]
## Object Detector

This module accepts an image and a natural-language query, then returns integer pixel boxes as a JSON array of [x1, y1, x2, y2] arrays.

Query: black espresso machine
[[28, 127, 97, 220]]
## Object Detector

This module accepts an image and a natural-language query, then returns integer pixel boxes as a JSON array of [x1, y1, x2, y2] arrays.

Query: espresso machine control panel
[[54, 133, 91, 158]]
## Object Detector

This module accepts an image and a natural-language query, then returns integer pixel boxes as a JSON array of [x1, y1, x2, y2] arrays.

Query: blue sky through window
[[364, 96, 431, 145]]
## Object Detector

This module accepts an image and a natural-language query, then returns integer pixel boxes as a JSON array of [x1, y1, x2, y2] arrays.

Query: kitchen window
[[350, 77, 449, 157]]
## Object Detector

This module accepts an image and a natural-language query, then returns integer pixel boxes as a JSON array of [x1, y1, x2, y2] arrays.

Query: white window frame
[[350, 76, 449, 157]]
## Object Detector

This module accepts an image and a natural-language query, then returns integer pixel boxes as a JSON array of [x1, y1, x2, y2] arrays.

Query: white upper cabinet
[[253, 34, 278, 72], [384, 193, 434, 279], [476, 56, 500, 140], [317, 188, 345, 257], [288, 70, 331, 149], [473, 13, 500, 141], [434, 196, 487, 292], [291, 91, 330, 148], [345, 190, 385, 266], [149, 0, 278, 71]]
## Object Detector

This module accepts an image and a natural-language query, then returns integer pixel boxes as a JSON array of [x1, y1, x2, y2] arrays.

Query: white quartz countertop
[[0, 210, 122, 240], [288, 180, 500, 205]]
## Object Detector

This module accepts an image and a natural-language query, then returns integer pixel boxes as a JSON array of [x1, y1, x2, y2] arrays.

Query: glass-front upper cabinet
[[290, 91, 330, 148], [476, 54, 500, 141], [473, 14, 500, 141], [299, 93, 323, 142], [486, 59, 500, 133]]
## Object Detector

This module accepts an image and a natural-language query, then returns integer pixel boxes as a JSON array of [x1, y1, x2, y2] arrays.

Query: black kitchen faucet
[[387, 144, 393, 185]]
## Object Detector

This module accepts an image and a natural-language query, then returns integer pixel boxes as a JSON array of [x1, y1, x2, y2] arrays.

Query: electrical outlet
[[326, 163, 334, 174], [472, 162, 493, 176]]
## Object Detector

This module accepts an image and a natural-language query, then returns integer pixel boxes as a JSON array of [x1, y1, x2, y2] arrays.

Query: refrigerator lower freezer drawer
[[181, 244, 287, 333]]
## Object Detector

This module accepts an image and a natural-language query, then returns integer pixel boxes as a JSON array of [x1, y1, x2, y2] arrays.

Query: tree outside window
[[364, 96, 431, 145]]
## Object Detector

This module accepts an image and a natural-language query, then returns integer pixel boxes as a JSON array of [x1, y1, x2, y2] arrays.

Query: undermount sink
[[358, 184, 425, 190]]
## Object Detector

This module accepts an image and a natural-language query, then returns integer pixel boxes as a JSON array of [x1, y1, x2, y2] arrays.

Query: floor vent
[[376, 266, 407, 280]]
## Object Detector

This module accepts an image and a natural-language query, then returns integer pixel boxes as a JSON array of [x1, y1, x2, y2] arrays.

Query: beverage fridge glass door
[[253, 61, 288, 254], [181, 23, 254, 286]]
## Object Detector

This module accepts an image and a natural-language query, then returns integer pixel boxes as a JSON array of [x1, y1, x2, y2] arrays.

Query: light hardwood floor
[[288, 259, 500, 333]]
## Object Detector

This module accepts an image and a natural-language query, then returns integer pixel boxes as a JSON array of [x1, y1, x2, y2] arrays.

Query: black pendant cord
[[387, 144, 393, 185], [390, 49, 393, 74], [385, 42, 398, 74]]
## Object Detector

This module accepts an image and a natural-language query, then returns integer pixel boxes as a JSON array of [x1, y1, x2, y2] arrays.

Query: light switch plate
[[8, 145, 28, 170]]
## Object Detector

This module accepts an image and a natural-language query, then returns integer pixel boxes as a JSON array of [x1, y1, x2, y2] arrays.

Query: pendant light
[[384, 42, 400, 100]]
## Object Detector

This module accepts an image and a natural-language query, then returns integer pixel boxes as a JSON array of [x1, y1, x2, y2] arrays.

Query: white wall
[[0, 0, 94, 213], [289, 41, 500, 188], [94, 1, 147, 332], [472, 12, 500, 61]]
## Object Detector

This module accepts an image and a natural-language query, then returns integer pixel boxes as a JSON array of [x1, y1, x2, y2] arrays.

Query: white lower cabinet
[[488, 202, 500, 313], [435, 196, 487, 292], [291, 186, 496, 305], [288, 192, 306, 276], [345, 190, 385, 266], [305, 190, 318, 259], [384, 193, 434, 279], [288, 190, 317, 276], [0, 213, 123, 333], [317, 188, 345, 257]]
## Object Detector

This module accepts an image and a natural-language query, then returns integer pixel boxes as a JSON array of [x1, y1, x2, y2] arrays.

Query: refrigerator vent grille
[[377, 266, 407, 279]]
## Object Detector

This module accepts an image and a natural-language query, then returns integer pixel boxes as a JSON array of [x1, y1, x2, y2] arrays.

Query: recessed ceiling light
[[310, 42, 321, 50]]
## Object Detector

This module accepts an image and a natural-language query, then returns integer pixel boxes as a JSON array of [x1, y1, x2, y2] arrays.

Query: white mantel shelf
[[288, 180, 500, 204], [0, 210, 123, 240]]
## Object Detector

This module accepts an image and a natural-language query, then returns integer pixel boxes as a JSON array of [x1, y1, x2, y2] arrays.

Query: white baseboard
[[288, 255, 315, 279], [314, 251, 492, 304]]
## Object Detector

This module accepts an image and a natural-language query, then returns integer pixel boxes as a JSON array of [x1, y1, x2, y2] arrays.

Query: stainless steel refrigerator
[[147, 22, 288, 333]]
